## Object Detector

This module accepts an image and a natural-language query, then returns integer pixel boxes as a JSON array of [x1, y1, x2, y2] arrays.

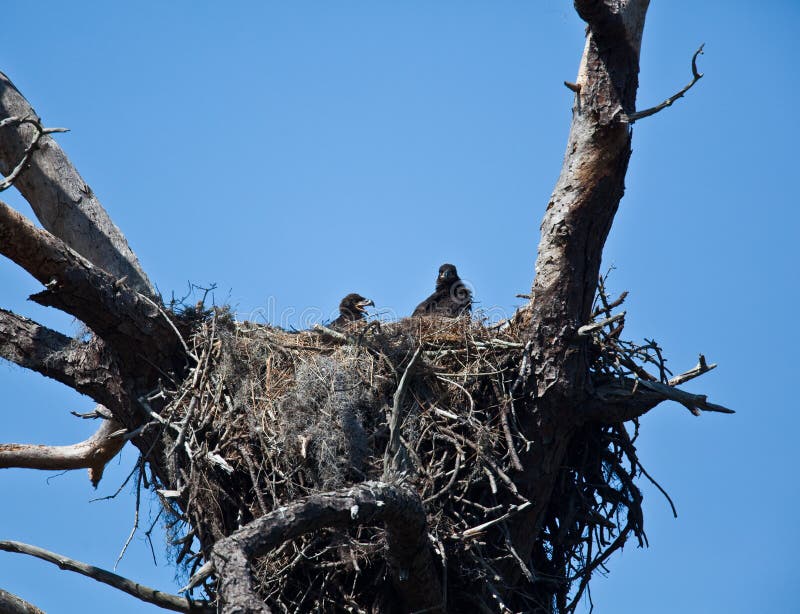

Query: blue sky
[[0, 2, 797, 612]]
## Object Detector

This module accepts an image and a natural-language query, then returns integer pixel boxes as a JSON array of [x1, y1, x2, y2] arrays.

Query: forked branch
[[0, 116, 68, 191]]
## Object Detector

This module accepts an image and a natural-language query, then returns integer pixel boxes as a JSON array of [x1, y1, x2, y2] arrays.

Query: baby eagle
[[413, 263, 472, 317], [329, 293, 374, 330]]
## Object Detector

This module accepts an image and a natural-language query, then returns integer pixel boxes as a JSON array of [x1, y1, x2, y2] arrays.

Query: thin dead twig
[[0, 116, 69, 191], [628, 44, 705, 122]]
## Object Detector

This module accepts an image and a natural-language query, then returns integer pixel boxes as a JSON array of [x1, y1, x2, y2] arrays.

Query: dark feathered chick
[[329, 293, 375, 329], [412, 263, 472, 317]]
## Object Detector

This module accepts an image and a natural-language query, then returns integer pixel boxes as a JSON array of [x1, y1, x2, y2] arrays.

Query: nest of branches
[[147, 283, 691, 613]]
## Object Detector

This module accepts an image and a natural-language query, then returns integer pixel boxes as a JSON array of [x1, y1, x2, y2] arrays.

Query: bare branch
[[0, 540, 213, 613], [0, 588, 45, 614], [507, 0, 653, 590], [0, 71, 154, 296], [587, 376, 734, 423], [577, 312, 626, 337], [211, 481, 443, 614], [0, 417, 125, 487], [668, 354, 716, 386], [636, 378, 733, 416], [0, 308, 126, 409], [628, 44, 705, 122], [0, 200, 181, 372], [524, 0, 651, 397]]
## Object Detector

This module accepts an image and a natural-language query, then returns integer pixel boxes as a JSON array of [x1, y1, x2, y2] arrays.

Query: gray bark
[[212, 482, 443, 614], [0, 588, 45, 614], [0, 308, 124, 409], [0, 199, 180, 377], [0, 541, 212, 613], [0, 71, 154, 296], [0, 417, 125, 487]]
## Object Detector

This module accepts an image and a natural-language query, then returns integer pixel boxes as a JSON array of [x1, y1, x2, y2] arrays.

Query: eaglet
[[329, 293, 374, 330], [413, 263, 472, 317]]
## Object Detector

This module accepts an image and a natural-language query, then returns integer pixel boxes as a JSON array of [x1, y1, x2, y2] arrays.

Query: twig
[[436, 376, 476, 414], [312, 323, 348, 343], [140, 293, 198, 363], [668, 354, 716, 386], [383, 346, 422, 480], [628, 44, 705, 122], [462, 502, 532, 538], [499, 396, 524, 472], [144, 508, 165, 565], [0, 540, 212, 613], [510, 340, 533, 396], [639, 461, 677, 519], [114, 468, 143, 569], [577, 312, 625, 337], [423, 452, 463, 505], [440, 426, 524, 501], [169, 317, 216, 456], [89, 460, 140, 503], [243, 449, 269, 516], [179, 561, 214, 594], [0, 116, 69, 191]]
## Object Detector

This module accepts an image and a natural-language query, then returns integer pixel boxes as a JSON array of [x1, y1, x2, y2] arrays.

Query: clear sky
[[0, 2, 797, 612]]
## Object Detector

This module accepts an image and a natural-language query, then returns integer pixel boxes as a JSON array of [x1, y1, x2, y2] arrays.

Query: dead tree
[[0, 2, 730, 612]]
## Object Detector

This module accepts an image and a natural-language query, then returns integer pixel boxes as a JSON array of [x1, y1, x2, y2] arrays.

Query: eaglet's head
[[436, 263, 459, 289], [338, 293, 374, 319]]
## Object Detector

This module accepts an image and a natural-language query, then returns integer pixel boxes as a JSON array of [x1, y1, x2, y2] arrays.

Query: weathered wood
[[0, 71, 155, 296], [0, 199, 181, 377], [0, 308, 125, 409], [0, 588, 45, 614], [212, 481, 443, 614], [0, 417, 125, 487], [0, 541, 212, 613]]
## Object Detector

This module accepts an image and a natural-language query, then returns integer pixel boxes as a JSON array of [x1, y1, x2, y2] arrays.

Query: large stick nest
[[152, 288, 664, 612]]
